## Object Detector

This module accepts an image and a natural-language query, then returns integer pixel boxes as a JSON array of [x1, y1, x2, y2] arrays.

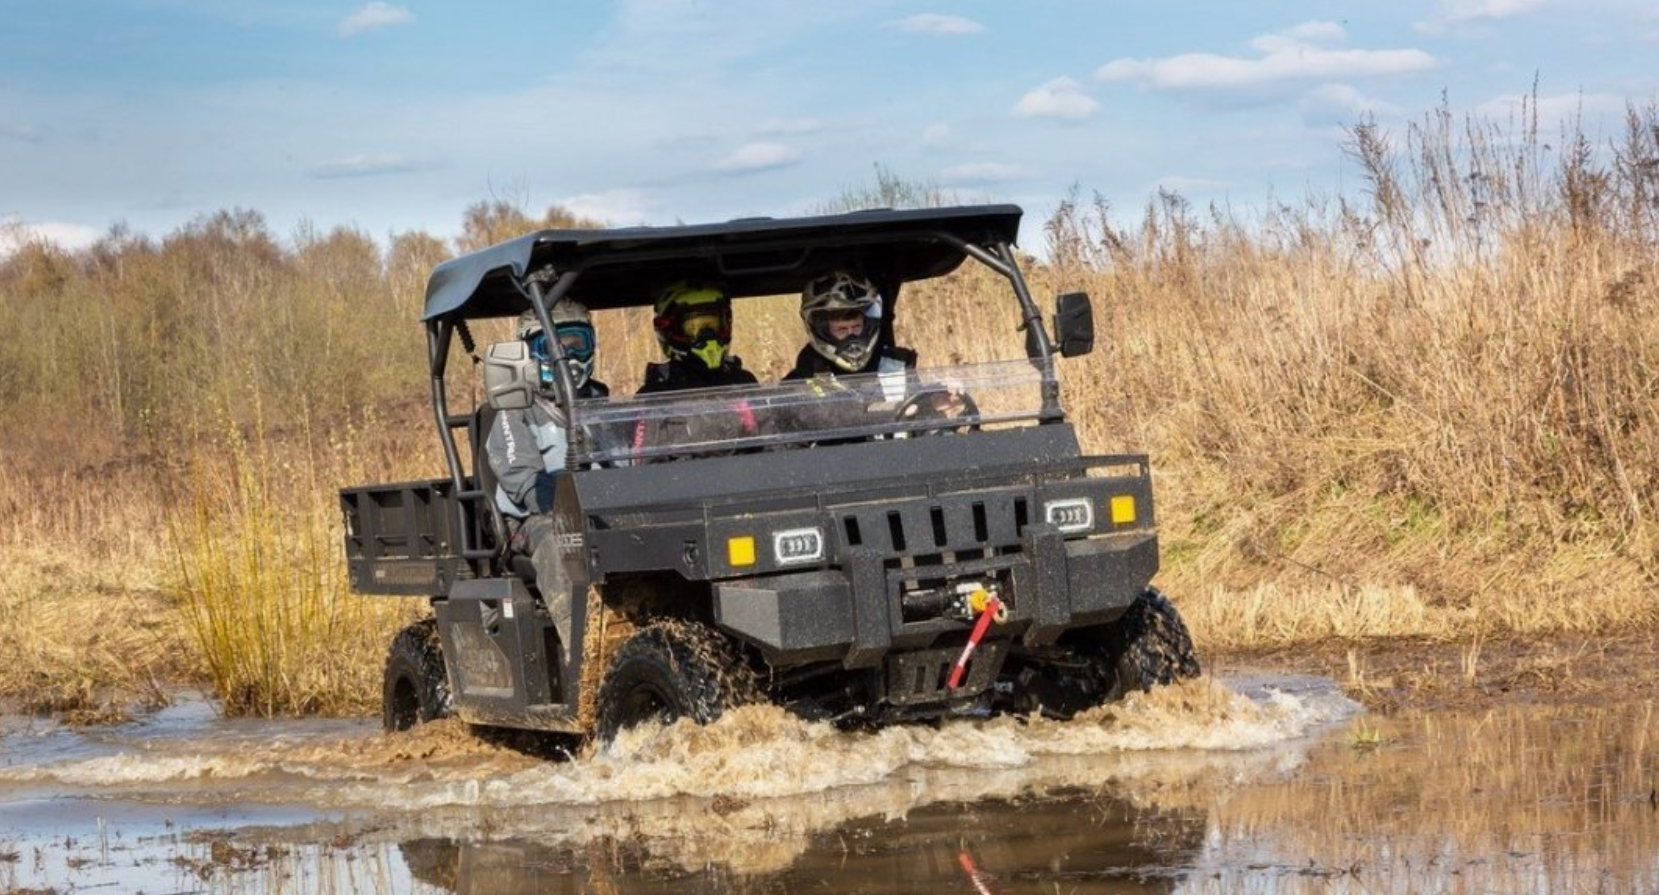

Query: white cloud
[[1476, 91, 1626, 124], [1012, 77, 1100, 122], [1147, 176, 1233, 195], [938, 162, 1031, 184], [337, 3, 413, 38], [0, 123, 41, 143], [1300, 83, 1403, 127], [1250, 20, 1348, 53], [1285, 21, 1349, 42], [1416, 0, 1546, 33], [754, 118, 825, 137], [559, 189, 655, 226], [1096, 23, 1437, 93], [306, 154, 432, 179], [922, 123, 953, 147], [0, 216, 101, 258], [715, 142, 803, 173], [892, 13, 985, 35]]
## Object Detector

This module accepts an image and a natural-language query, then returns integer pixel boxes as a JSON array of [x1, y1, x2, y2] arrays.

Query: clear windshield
[[573, 358, 1054, 464]]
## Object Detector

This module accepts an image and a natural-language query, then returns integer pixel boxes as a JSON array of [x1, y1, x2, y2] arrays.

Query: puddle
[[3, 676, 1653, 893]]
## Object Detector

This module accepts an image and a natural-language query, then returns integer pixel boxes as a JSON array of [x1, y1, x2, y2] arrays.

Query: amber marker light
[[1110, 495, 1137, 524], [727, 535, 757, 567]]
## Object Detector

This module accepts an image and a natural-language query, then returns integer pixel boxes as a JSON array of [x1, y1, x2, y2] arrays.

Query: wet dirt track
[[2, 675, 1656, 894]]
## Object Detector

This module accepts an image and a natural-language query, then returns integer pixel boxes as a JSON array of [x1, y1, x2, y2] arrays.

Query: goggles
[[660, 306, 731, 345], [678, 309, 725, 337], [527, 323, 596, 364]]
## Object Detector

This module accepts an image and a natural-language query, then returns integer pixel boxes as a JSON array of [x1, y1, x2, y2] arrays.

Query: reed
[[1, 101, 1655, 715], [167, 400, 415, 716]]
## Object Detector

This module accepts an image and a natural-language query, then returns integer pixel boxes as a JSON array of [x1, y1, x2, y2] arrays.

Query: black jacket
[[783, 344, 917, 380], [637, 357, 758, 394]]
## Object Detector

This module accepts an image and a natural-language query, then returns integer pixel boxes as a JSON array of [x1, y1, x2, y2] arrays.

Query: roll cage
[[419, 204, 1060, 569]]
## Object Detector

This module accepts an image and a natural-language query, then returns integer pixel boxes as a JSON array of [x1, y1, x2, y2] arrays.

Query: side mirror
[[482, 341, 537, 412], [1052, 292, 1095, 358]]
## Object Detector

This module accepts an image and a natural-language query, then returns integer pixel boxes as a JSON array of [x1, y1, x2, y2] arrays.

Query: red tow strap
[[946, 595, 1003, 691]]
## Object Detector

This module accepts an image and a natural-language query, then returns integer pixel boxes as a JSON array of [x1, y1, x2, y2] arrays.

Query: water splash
[[0, 674, 1356, 811]]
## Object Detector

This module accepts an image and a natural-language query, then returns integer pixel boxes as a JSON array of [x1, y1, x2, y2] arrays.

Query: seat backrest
[[471, 403, 507, 551]]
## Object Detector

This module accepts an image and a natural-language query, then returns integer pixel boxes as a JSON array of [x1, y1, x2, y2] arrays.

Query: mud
[[3, 672, 1657, 894], [1222, 631, 1659, 712]]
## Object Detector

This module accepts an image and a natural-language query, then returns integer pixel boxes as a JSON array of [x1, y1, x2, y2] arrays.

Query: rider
[[638, 280, 758, 393], [632, 280, 761, 456], [485, 299, 605, 669], [784, 270, 965, 428], [784, 271, 914, 380]]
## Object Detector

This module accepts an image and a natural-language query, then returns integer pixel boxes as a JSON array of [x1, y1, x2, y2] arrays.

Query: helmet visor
[[807, 307, 879, 346]]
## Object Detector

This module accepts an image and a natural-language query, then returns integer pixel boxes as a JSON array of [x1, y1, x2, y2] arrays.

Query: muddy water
[[1, 677, 1654, 895]]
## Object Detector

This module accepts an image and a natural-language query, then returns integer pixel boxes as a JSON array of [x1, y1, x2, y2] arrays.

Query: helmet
[[801, 271, 882, 372], [653, 281, 732, 371], [517, 300, 596, 390]]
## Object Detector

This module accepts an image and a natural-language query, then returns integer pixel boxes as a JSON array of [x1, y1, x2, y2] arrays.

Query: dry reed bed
[[0, 101, 1655, 713]]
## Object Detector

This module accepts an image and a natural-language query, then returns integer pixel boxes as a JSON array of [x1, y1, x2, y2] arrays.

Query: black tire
[[383, 618, 452, 732], [1098, 588, 1201, 699], [595, 621, 759, 744]]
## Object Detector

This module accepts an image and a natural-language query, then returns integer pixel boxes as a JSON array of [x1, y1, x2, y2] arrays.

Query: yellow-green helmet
[[653, 281, 732, 370]]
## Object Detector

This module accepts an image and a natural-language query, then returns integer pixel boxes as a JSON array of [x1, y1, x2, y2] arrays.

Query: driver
[[785, 271, 966, 426], [785, 271, 913, 380], [485, 299, 606, 668]]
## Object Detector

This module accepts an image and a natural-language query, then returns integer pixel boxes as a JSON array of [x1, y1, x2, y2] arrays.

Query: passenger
[[631, 281, 761, 458], [638, 280, 758, 393], [485, 299, 605, 668]]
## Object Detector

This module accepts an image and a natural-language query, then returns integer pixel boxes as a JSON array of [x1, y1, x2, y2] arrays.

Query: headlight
[[1043, 498, 1094, 533], [772, 527, 825, 564]]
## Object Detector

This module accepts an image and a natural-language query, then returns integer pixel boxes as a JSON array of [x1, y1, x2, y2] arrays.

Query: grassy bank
[[0, 101, 1654, 716]]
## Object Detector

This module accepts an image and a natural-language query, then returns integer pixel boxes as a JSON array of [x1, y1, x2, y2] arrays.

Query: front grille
[[836, 491, 1030, 558]]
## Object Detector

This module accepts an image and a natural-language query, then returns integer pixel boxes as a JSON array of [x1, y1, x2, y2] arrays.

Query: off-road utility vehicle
[[342, 205, 1198, 742]]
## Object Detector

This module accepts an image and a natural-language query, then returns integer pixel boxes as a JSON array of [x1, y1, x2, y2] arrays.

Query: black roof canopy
[[421, 204, 1023, 321]]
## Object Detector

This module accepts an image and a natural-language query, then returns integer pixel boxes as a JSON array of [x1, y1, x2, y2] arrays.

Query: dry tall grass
[[168, 402, 417, 716], [1041, 101, 1659, 647], [0, 101, 1655, 715]]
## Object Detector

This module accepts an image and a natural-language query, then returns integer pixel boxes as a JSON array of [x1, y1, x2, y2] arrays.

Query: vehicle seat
[[471, 403, 540, 585]]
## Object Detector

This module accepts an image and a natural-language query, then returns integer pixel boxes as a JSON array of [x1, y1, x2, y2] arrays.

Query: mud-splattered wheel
[[595, 621, 759, 744], [383, 618, 452, 732], [1099, 588, 1201, 698]]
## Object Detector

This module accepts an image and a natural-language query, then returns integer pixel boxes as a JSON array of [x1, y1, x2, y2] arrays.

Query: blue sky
[[2, 0, 1657, 254]]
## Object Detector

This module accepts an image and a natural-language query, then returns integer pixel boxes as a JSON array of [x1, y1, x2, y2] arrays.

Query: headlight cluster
[[1043, 494, 1137, 533], [725, 526, 825, 568], [772, 528, 825, 564], [1043, 498, 1094, 532]]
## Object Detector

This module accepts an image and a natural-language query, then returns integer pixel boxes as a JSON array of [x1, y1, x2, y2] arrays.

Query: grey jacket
[[486, 381, 608, 518]]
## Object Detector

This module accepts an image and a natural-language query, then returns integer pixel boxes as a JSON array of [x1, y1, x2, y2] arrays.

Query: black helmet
[[654, 281, 733, 371]]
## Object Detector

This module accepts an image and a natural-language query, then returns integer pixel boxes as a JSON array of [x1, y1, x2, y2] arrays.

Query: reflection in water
[[397, 794, 1205, 895], [1186, 701, 1659, 894]]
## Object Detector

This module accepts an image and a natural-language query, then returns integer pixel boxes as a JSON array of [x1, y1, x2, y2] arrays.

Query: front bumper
[[713, 524, 1158, 669]]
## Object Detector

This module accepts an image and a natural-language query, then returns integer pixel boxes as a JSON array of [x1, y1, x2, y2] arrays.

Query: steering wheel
[[894, 386, 981, 435]]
